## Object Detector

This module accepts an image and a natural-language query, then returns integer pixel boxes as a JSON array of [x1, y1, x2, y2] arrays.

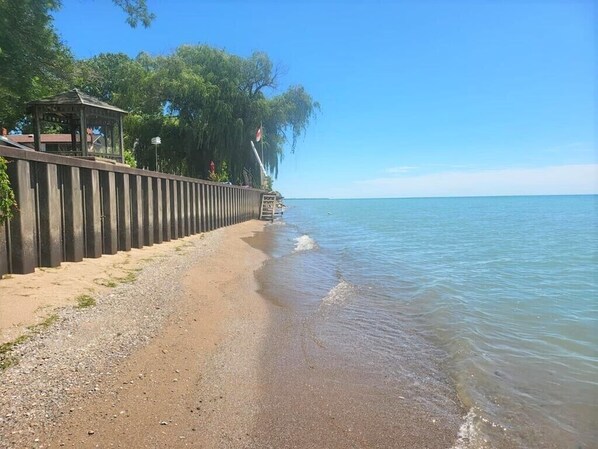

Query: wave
[[267, 220, 286, 226], [294, 235, 317, 252], [321, 280, 355, 306]]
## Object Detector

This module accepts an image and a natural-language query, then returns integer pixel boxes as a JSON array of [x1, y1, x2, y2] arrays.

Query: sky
[[53, 0, 596, 198]]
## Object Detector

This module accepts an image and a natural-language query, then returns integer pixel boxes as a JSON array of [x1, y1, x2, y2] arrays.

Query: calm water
[[259, 195, 597, 449]]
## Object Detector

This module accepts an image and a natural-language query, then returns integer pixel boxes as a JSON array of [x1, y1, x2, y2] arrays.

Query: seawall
[[0, 145, 264, 277]]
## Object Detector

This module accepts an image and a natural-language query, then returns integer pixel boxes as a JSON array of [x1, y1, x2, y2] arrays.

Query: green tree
[[0, 0, 74, 130], [0, 0, 155, 131], [144, 45, 319, 184]]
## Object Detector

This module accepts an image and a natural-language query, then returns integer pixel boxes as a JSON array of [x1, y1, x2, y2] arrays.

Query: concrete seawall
[[0, 145, 264, 277]]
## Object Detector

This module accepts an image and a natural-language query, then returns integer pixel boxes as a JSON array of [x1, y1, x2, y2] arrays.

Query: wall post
[[81, 169, 102, 258], [100, 171, 118, 254], [37, 163, 62, 267], [116, 172, 131, 252]]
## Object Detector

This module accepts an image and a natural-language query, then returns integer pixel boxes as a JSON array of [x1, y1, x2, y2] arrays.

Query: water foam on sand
[[451, 408, 490, 449]]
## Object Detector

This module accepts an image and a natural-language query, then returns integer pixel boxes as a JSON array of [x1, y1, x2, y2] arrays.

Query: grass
[[94, 278, 118, 288], [118, 271, 138, 284], [76, 294, 96, 309], [0, 335, 29, 370], [0, 313, 60, 371], [93, 265, 140, 288], [35, 313, 58, 330]]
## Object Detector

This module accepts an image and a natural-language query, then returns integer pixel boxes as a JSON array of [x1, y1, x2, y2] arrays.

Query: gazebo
[[26, 89, 128, 162]]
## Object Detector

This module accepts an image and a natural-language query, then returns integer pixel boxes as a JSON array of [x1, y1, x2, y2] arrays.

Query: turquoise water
[[263, 195, 597, 448]]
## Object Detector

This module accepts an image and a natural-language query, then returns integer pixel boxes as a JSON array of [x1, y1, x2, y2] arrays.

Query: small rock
[[88, 430, 95, 435], [159, 421, 168, 425]]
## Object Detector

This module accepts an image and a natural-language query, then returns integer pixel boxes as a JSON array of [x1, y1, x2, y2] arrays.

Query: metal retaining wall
[[0, 145, 264, 277]]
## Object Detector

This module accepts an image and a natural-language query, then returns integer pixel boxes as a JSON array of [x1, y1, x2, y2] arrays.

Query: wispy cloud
[[345, 164, 598, 198], [384, 166, 418, 174]]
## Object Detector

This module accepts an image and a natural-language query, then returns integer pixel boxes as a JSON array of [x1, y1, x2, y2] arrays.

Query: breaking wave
[[294, 235, 317, 252], [321, 280, 355, 306]]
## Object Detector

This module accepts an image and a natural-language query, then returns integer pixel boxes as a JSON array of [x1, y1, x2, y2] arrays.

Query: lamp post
[[150, 136, 161, 171]]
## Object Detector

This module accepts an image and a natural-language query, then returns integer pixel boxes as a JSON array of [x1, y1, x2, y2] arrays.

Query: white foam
[[321, 280, 354, 306], [451, 408, 491, 449], [294, 235, 317, 252]]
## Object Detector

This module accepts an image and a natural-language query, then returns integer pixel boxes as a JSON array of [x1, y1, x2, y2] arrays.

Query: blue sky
[[53, 0, 596, 198]]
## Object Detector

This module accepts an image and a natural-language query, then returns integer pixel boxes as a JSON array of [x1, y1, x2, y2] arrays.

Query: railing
[[0, 145, 264, 277]]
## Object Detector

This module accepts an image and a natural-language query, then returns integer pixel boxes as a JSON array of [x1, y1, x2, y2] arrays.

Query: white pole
[[250, 141, 267, 188]]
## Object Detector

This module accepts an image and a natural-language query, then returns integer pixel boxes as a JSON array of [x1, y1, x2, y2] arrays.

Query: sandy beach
[[0, 219, 459, 449], [1, 220, 270, 448]]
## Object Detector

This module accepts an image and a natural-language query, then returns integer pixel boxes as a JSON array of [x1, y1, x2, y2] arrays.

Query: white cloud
[[385, 166, 418, 174], [345, 164, 598, 198]]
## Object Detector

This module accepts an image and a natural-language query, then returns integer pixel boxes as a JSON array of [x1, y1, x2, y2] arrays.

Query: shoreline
[[1, 218, 464, 448], [247, 225, 463, 448]]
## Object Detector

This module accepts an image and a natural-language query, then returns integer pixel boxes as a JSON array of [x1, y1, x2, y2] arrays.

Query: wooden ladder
[[260, 194, 277, 221]]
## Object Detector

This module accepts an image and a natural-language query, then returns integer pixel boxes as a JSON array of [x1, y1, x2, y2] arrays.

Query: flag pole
[[260, 121, 264, 166]]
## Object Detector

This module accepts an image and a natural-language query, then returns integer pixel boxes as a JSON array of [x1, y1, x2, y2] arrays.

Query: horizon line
[[284, 193, 598, 201]]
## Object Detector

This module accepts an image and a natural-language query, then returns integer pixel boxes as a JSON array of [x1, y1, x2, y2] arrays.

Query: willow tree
[[156, 46, 319, 183]]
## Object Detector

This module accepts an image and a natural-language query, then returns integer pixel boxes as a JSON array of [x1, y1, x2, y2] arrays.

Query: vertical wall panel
[[7, 160, 36, 273], [153, 177, 163, 244], [170, 179, 179, 240], [200, 184, 207, 232], [62, 166, 84, 262], [130, 175, 143, 248], [100, 171, 118, 255], [37, 163, 62, 266], [81, 169, 102, 258], [143, 176, 154, 246], [116, 172, 131, 252], [208, 185, 214, 231], [190, 183, 197, 235], [162, 178, 171, 242], [0, 224, 7, 276], [177, 181, 185, 237], [217, 186, 223, 228], [184, 182, 191, 237]]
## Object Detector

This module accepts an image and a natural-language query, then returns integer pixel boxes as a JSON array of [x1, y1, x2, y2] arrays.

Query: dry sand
[[0, 235, 216, 346], [0, 220, 269, 448]]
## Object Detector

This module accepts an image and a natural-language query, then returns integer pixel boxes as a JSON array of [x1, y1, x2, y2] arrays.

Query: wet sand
[[3, 220, 460, 448]]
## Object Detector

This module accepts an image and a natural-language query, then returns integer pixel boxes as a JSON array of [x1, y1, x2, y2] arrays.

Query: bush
[[0, 156, 16, 222]]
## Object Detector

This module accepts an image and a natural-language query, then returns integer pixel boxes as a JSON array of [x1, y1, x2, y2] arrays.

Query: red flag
[[256, 126, 262, 142]]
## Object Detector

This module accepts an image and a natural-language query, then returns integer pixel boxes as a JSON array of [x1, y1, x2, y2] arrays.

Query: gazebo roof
[[26, 89, 128, 114]]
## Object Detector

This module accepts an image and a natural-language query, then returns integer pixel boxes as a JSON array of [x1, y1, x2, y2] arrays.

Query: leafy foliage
[[0, 0, 155, 131], [208, 161, 229, 183], [123, 149, 137, 168], [0, 0, 74, 130], [111, 0, 155, 28], [0, 157, 16, 222]]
